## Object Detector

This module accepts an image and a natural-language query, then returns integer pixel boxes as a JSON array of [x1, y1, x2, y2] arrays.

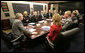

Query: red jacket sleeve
[[47, 25, 54, 38]]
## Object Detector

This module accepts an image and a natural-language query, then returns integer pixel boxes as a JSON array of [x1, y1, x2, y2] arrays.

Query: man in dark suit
[[58, 10, 64, 16], [41, 11, 45, 20], [71, 11, 79, 28], [46, 10, 53, 19], [30, 11, 38, 22]]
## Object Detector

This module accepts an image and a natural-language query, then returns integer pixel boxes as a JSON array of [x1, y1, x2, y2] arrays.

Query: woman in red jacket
[[46, 13, 62, 43]]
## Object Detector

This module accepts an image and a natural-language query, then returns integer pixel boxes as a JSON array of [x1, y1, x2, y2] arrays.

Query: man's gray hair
[[65, 11, 71, 16], [15, 13, 22, 19]]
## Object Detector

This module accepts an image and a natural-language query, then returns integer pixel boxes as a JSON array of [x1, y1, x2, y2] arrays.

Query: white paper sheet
[[41, 26, 50, 31], [26, 28, 36, 32]]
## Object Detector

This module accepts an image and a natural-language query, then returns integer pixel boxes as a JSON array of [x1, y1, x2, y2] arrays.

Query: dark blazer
[[71, 16, 79, 28], [30, 15, 38, 22], [46, 13, 53, 19], [22, 15, 30, 23], [38, 14, 43, 21]]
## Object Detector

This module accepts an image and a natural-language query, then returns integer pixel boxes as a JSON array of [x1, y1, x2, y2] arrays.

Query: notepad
[[38, 21, 44, 23], [28, 23, 35, 26], [32, 32, 38, 35], [41, 26, 50, 31], [27, 28, 36, 32]]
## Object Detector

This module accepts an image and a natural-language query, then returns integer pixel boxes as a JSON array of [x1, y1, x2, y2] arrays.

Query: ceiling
[[28, 1, 68, 4]]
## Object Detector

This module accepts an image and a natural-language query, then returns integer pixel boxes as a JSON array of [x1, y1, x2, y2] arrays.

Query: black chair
[[44, 27, 80, 52], [44, 34, 64, 52], [1, 31, 26, 51]]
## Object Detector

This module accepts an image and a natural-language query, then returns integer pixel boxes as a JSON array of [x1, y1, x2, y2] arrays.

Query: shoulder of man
[[14, 19, 22, 24]]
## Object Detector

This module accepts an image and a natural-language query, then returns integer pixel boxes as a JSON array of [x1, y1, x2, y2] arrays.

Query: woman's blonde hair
[[52, 13, 61, 27], [23, 11, 28, 16]]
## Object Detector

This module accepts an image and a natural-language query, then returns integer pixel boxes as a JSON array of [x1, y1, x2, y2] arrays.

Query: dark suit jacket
[[38, 14, 43, 21], [46, 13, 53, 19], [30, 15, 38, 22], [22, 15, 30, 23]]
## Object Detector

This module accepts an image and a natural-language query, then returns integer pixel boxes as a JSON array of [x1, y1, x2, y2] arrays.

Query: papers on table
[[28, 23, 35, 26], [38, 20, 44, 23], [46, 19, 52, 21], [26, 28, 36, 32], [46, 19, 50, 20], [36, 24, 40, 26], [32, 32, 38, 35], [41, 26, 50, 31]]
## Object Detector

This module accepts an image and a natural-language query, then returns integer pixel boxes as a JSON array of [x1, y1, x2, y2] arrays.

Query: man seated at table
[[37, 11, 40, 16], [30, 11, 39, 22], [37, 11, 43, 21], [58, 10, 64, 16], [74, 10, 80, 25], [46, 10, 53, 19], [40, 11, 46, 20], [46, 13, 62, 43], [62, 11, 72, 31], [12, 13, 32, 40], [22, 11, 30, 26], [37, 11, 46, 21], [71, 10, 79, 28]]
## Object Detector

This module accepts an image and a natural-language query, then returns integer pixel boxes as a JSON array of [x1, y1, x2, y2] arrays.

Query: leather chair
[[45, 27, 80, 52], [1, 31, 26, 51], [61, 27, 80, 37]]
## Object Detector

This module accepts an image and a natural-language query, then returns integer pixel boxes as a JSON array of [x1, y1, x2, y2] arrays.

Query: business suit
[[22, 15, 30, 23], [38, 14, 44, 21], [22, 15, 31, 26], [30, 15, 38, 22], [62, 17, 72, 31], [12, 19, 31, 39], [46, 13, 52, 19], [71, 16, 79, 28]]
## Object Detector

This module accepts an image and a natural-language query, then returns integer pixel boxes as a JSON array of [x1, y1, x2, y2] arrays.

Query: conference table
[[24, 19, 53, 39]]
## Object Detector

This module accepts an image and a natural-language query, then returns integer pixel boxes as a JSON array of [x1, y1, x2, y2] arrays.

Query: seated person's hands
[[31, 32, 38, 35]]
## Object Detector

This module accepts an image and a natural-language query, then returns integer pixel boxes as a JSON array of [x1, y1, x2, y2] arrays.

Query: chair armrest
[[46, 37, 54, 48], [10, 35, 22, 43], [61, 27, 80, 37]]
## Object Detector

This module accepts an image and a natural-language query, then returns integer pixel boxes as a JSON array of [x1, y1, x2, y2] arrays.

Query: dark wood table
[[25, 19, 52, 39]]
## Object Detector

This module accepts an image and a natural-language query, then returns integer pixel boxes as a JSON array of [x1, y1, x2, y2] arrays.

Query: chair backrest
[[53, 33, 64, 45], [1, 31, 11, 41], [10, 35, 24, 43], [1, 39, 10, 52], [61, 27, 80, 37], [9, 18, 15, 26]]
